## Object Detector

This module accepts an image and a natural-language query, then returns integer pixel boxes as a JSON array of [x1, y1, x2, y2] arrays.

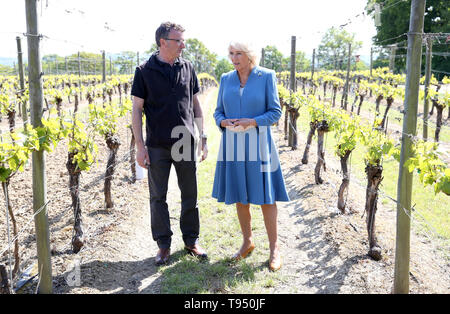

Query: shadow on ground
[[51, 248, 268, 294]]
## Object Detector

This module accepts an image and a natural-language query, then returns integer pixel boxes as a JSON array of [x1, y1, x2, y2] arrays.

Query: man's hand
[[136, 145, 150, 169], [200, 138, 208, 162], [131, 96, 149, 168]]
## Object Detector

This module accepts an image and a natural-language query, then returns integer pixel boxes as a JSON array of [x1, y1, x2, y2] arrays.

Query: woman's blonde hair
[[228, 41, 260, 67]]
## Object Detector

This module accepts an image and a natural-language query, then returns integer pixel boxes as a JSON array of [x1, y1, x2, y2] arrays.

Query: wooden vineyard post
[[260, 48, 265, 67], [290, 36, 296, 93], [342, 43, 351, 110], [288, 36, 297, 149], [394, 0, 426, 294], [25, 0, 53, 294]]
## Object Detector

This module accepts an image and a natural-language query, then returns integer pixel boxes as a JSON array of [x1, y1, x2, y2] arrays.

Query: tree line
[[7, 1, 448, 82]]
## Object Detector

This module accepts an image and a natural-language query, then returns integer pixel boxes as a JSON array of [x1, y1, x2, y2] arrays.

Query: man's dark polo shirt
[[131, 52, 199, 147]]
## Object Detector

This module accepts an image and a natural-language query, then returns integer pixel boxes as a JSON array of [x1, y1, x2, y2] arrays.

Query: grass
[[158, 89, 285, 294]]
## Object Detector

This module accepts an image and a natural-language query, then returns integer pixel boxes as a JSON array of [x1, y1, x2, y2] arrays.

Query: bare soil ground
[[0, 88, 448, 294]]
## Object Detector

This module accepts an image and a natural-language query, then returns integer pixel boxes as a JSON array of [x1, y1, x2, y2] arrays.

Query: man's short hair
[[155, 22, 185, 47]]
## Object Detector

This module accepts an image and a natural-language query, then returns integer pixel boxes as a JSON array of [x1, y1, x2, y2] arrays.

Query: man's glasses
[[164, 38, 185, 45]]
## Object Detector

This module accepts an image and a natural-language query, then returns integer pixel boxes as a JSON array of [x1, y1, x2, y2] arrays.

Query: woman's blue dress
[[212, 66, 290, 205]]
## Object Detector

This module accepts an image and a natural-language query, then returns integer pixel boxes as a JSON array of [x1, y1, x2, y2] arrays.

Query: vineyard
[[277, 68, 449, 195], [0, 0, 449, 296], [0, 65, 448, 294], [276, 67, 449, 258]]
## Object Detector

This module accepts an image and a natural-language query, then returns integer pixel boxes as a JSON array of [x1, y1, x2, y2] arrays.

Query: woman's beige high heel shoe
[[232, 243, 255, 261], [269, 253, 282, 271]]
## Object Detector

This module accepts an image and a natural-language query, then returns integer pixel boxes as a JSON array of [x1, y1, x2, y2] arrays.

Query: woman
[[212, 41, 289, 271]]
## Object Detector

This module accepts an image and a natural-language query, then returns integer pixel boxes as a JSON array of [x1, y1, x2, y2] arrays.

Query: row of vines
[[276, 67, 449, 260], [0, 72, 217, 292]]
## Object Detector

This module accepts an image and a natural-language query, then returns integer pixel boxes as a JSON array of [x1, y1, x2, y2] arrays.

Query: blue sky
[[1, 0, 377, 61]]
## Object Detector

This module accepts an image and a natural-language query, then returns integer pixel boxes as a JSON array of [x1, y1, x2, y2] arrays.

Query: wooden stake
[[25, 0, 52, 294], [394, 0, 426, 294], [290, 36, 296, 93]]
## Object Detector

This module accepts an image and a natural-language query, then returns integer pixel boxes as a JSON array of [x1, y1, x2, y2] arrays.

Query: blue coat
[[212, 66, 290, 205]]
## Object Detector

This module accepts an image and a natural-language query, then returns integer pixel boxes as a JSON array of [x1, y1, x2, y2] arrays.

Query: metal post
[[102, 50, 106, 82], [394, 0, 426, 294], [16, 36, 27, 126], [77, 51, 81, 77], [311, 49, 315, 81], [343, 43, 351, 110], [77, 51, 82, 99], [25, 0, 52, 294], [423, 36, 432, 141], [370, 46, 373, 77], [389, 44, 397, 73]]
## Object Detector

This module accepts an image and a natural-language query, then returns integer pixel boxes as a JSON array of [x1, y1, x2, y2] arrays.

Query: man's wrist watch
[[201, 133, 207, 140]]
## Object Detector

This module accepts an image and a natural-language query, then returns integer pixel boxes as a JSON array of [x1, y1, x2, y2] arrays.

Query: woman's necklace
[[239, 76, 247, 88], [238, 70, 250, 88]]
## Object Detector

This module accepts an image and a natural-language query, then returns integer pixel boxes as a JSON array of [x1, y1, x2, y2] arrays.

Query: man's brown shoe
[[155, 248, 170, 266], [185, 244, 208, 260]]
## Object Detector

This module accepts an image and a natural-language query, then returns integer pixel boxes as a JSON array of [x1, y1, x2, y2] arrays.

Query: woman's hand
[[233, 118, 257, 129], [220, 119, 238, 128]]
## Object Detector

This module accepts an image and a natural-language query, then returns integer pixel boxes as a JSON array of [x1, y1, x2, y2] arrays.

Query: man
[[131, 22, 208, 266]]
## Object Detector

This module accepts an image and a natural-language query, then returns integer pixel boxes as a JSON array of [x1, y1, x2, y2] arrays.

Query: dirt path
[[2, 88, 448, 294]]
